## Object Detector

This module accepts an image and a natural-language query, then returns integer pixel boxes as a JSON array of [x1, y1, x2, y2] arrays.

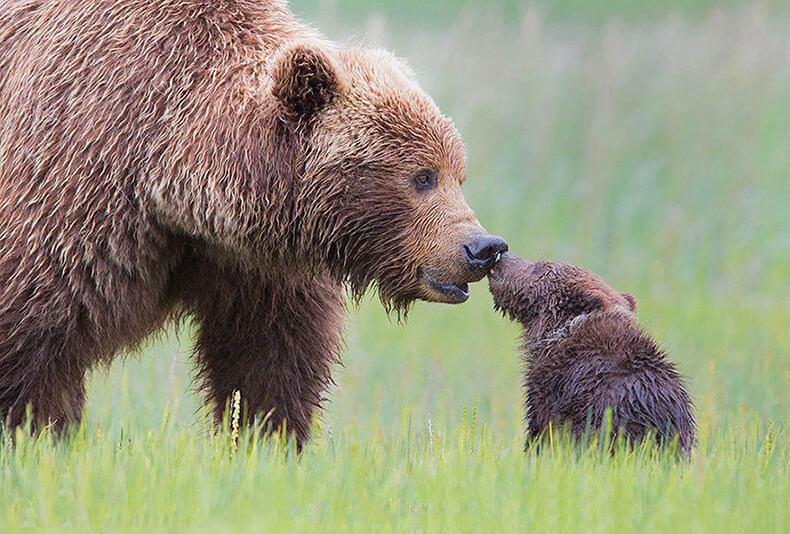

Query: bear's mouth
[[419, 267, 470, 304]]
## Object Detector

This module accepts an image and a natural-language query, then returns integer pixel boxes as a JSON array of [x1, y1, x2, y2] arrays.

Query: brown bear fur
[[489, 255, 695, 455], [0, 0, 500, 444]]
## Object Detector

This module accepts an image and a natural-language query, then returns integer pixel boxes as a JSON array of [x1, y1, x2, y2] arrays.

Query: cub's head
[[270, 41, 506, 313], [488, 254, 637, 341]]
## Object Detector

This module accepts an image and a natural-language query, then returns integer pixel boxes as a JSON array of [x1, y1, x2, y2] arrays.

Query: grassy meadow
[[2, 1, 789, 530]]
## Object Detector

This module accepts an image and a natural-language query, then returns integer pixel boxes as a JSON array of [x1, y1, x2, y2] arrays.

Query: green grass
[[3, 415, 787, 530], [2, 2, 790, 530]]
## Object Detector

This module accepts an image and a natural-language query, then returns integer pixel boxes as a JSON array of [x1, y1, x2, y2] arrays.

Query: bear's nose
[[463, 235, 509, 272]]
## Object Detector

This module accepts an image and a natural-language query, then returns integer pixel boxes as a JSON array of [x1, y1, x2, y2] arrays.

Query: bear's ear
[[271, 42, 343, 122], [621, 292, 638, 312]]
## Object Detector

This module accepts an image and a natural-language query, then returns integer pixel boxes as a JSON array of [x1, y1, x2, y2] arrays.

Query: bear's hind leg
[[188, 266, 345, 446], [0, 329, 90, 433]]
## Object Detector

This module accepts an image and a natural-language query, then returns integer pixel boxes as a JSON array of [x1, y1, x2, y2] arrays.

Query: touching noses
[[463, 235, 508, 272]]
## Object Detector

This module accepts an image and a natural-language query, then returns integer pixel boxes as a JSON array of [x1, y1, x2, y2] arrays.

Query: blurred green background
[[294, 0, 787, 24], [84, 0, 789, 448]]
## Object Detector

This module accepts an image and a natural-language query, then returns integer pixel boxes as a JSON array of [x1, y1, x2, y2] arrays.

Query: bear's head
[[488, 254, 637, 341], [270, 42, 507, 313]]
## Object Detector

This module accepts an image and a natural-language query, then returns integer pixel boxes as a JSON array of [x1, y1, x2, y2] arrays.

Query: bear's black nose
[[463, 235, 509, 272]]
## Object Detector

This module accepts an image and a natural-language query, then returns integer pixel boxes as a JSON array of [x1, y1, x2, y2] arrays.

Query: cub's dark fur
[[489, 255, 695, 455]]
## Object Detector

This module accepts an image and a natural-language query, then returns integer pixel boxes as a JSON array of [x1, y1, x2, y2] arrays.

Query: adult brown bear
[[0, 0, 506, 444]]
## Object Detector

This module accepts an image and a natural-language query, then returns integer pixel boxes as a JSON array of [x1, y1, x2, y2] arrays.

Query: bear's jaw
[[418, 266, 471, 304]]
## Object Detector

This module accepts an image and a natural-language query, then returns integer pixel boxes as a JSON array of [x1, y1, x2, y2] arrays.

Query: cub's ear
[[271, 41, 344, 121], [621, 292, 638, 312]]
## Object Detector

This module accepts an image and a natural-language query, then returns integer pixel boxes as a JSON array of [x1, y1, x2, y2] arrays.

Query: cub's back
[[526, 311, 695, 453]]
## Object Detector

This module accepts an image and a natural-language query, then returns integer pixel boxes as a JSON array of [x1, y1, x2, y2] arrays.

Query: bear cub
[[488, 254, 695, 455]]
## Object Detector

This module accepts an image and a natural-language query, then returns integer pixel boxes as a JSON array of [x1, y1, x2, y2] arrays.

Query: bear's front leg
[[189, 267, 345, 446]]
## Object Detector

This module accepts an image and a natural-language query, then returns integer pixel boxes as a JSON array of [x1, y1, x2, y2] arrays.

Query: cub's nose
[[463, 235, 509, 272]]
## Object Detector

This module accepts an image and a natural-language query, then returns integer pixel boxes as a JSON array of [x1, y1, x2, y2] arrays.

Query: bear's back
[[0, 0, 318, 239]]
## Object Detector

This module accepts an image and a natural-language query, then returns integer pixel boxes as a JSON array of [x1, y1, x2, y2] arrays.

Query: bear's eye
[[413, 169, 437, 192]]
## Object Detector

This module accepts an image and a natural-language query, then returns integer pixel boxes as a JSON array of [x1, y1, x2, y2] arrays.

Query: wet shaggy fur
[[489, 255, 695, 455], [0, 0, 496, 444]]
